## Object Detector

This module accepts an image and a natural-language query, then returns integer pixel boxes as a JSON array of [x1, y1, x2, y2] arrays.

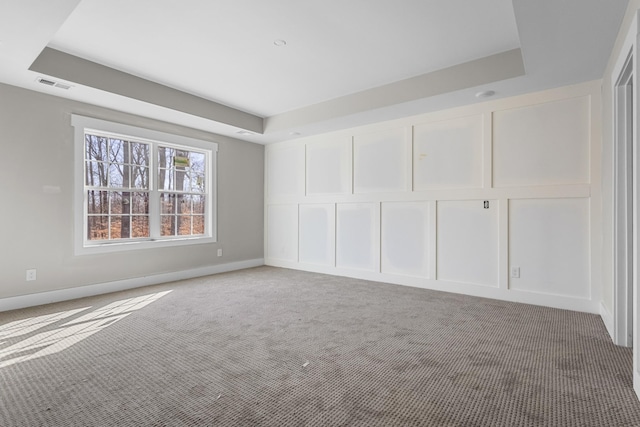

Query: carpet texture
[[1, 266, 639, 426]]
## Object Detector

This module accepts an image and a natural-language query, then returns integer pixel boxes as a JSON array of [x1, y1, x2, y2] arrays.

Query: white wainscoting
[[381, 201, 431, 278], [493, 96, 590, 188], [413, 115, 484, 190], [264, 81, 601, 314], [306, 137, 352, 195], [336, 203, 380, 272], [353, 127, 411, 194], [509, 198, 590, 299], [266, 144, 305, 198], [267, 204, 298, 262], [299, 204, 336, 266], [437, 200, 499, 287]]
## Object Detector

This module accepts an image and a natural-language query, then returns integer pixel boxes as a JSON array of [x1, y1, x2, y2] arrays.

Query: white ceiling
[[0, 0, 630, 144], [48, 0, 520, 117]]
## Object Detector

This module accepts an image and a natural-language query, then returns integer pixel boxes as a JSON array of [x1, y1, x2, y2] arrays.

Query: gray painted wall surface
[[0, 83, 264, 299]]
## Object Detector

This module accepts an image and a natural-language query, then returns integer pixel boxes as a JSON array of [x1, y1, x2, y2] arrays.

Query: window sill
[[75, 236, 217, 256]]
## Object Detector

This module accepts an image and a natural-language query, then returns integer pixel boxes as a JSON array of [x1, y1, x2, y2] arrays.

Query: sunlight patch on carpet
[[0, 290, 172, 368]]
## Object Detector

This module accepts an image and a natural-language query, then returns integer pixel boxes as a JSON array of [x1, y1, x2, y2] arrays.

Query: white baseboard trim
[[266, 259, 600, 314], [600, 302, 615, 342], [0, 258, 264, 312]]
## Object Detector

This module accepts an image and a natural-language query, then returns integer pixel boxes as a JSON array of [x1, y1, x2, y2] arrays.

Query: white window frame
[[72, 115, 217, 255]]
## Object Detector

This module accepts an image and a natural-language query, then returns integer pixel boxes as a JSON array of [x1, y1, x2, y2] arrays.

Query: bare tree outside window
[[85, 131, 208, 244], [159, 147, 206, 237], [85, 134, 150, 241]]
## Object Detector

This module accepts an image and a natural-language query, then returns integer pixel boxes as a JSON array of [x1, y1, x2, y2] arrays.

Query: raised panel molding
[[267, 204, 298, 262], [437, 200, 499, 287], [493, 96, 590, 187], [413, 115, 484, 190], [299, 204, 336, 266], [336, 203, 380, 271], [509, 198, 590, 298], [267, 145, 305, 197], [306, 137, 352, 195], [381, 201, 431, 278], [353, 127, 411, 194], [264, 81, 600, 315]]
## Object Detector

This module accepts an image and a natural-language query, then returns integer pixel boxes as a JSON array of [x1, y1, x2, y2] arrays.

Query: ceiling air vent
[[37, 78, 56, 86], [36, 77, 72, 90]]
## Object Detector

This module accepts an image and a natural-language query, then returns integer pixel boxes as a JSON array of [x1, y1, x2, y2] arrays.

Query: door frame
[[614, 48, 634, 348], [611, 9, 640, 399]]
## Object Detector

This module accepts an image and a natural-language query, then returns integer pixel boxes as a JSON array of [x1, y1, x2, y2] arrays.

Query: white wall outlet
[[26, 269, 37, 281], [217, 249, 223, 257], [510, 266, 520, 278]]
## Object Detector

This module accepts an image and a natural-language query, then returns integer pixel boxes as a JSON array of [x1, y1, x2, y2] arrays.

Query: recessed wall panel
[[493, 96, 590, 187], [306, 138, 351, 195], [353, 128, 409, 193], [299, 204, 335, 266], [267, 145, 305, 197], [413, 115, 483, 190], [267, 204, 298, 262], [509, 198, 589, 298], [381, 202, 430, 278], [336, 203, 379, 271], [437, 200, 499, 287]]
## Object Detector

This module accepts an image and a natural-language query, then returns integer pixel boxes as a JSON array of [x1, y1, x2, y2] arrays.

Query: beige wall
[[0, 83, 264, 300]]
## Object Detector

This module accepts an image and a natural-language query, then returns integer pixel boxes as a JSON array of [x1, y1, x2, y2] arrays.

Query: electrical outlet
[[26, 269, 37, 281], [217, 249, 223, 257], [510, 266, 520, 279]]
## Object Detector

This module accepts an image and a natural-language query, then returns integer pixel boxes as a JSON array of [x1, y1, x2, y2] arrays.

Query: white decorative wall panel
[[509, 198, 590, 298], [413, 115, 484, 190], [299, 204, 335, 266], [306, 138, 352, 195], [267, 145, 305, 197], [493, 96, 590, 187], [353, 128, 410, 193], [264, 82, 599, 314], [336, 203, 380, 271], [437, 200, 499, 287], [267, 204, 298, 262], [381, 201, 431, 278]]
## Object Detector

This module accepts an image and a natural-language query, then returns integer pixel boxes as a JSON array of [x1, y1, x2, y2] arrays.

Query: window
[[73, 115, 217, 254], [158, 146, 207, 238], [85, 134, 151, 241]]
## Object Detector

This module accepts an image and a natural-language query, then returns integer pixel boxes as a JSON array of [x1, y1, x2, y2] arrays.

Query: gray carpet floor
[[1, 266, 639, 426]]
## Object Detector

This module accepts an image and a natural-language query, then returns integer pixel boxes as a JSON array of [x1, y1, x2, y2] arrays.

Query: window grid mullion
[[149, 144, 160, 240], [108, 191, 112, 240]]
